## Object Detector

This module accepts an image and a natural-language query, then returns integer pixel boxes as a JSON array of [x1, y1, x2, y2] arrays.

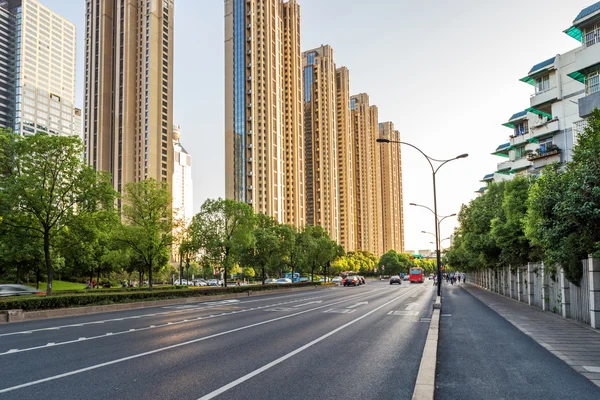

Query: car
[[429, 274, 435, 280], [358, 276, 366, 285], [192, 279, 207, 286], [403, 275, 410, 281], [389, 275, 402, 285], [332, 276, 343, 283], [206, 279, 219, 286], [275, 278, 292, 284], [264, 278, 278, 284], [0, 284, 44, 297], [343, 276, 360, 287]]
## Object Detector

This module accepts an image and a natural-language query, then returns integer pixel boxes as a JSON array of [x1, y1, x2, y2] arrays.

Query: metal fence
[[569, 259, 590, 325]]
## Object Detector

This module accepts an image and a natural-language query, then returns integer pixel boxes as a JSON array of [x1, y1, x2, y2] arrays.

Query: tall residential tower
[[225, 0, 304, 224], [84, 0, 175, 196], [379, 121, 404, 253], [0, 0, 79, 137], [303, 45, 339, 241]]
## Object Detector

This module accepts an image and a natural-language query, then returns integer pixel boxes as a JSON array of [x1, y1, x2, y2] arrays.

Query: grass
[[37, 280, 87, 291]]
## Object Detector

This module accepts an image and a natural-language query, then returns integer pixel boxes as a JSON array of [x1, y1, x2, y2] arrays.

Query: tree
[[116, 179, 173, 290], [0, 131, 115, 295], [378, 250, 411, 275], [189, 198, 255, 287]]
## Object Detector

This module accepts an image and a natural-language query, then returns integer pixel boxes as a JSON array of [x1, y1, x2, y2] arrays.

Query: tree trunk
[[311, 266, 314, 284], [35, 264, 40, 290], [97, 267, 101, 288], [148, 258, 153, 290], [16, 262, 20, 284], [139, 270, 142, 287], [262, 267, 265, 285], [179, 255, 183, 284], [44, 230, 53, 296], [90, 267, 94, 288]]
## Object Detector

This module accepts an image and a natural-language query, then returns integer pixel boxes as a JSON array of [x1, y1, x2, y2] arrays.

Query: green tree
[[116, 179, 173, 290], [0, 131, 115, 295], [189, 198, 255, 287]]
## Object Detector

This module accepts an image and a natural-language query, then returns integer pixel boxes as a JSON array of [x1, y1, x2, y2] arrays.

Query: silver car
[[0, 284, 44, 297]]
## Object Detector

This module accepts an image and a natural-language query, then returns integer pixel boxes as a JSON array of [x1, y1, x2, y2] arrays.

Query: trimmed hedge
[[50, 285, 188, 295], [0, 282, 324, 312]]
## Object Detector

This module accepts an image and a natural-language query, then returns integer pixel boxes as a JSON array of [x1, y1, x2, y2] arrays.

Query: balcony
[[575, 31, 600, 72], [510, 157, 532, 173], [509, 131, 531, 147], [530, 86, 558, 108], [529, 147, 562, 169], [496, 160, 513, 174], [578, 88, 600, 118], [529, 118, 560, 139], [527, 146, 561, 161]]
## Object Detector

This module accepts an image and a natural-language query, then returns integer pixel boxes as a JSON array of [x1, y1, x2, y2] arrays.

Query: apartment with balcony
[[481, 2, 600, 192]]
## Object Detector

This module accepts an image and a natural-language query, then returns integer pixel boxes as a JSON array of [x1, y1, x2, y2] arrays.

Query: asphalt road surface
[[436, 283, 600, 400], [0, 280, 436, 400]]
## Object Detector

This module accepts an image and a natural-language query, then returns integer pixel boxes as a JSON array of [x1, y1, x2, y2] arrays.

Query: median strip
[[412, 295, 441, 400]]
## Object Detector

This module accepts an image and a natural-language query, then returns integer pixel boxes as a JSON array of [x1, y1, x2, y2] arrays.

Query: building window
[[539, 138, 553, 154], [586, 70, 600, 95], [535, 74, 550, 94], [515, 146, 525, 159], [514, 120, 528, 136]]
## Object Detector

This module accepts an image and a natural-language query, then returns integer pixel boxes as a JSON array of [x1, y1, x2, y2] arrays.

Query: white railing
[[530, 86, 556, 98], [573, 119, 588, 137], [586, 74, 600, 95], [584, 28, 600, 47]]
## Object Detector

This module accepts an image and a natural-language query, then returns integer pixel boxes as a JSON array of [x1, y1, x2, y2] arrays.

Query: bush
[[0, 282, 322, 311]]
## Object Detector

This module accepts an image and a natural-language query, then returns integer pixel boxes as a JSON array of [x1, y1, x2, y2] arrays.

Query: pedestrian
[[236, 279, 241, 286], [462, 273, 467, 283], [457, 275, 461, 283]]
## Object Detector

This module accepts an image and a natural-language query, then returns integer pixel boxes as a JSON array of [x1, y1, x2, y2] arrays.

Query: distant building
[[0, 0, 80, 137], [172, 125, 193, 226]]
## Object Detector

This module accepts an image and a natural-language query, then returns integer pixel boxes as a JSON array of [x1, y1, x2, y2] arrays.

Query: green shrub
[[0, 282, 322, 311]]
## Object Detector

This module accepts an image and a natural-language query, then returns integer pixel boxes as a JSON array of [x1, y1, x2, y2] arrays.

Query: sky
[[41, 0, 594, 253]]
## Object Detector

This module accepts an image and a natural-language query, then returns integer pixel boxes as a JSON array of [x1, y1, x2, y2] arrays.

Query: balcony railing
[[584, 28, 600, 48], [530, 86, 556, 98], [527, 147, 561, 161]]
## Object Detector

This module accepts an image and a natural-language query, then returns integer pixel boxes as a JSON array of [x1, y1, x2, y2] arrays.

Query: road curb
[[0, 285, 331, 324], [412, 295, 441, 400]]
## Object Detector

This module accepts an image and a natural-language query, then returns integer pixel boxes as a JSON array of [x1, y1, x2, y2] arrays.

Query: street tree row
[[445, 109, 600, 284]]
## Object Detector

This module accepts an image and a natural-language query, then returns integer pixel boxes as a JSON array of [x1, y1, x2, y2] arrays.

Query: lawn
[[37, 280, 87, 291]]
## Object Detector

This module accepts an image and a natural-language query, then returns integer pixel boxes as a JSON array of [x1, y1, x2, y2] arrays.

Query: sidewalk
[[435, 282, 600, 400], [461, 282, 600, 386]]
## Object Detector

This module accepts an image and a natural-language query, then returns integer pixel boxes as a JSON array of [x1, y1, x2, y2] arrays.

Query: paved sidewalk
[[462, 282, 600, 387], [436, 282, 600, 400]]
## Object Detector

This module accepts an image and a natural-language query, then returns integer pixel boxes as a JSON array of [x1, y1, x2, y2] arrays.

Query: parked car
[[343, 276, 360, 287], [265, 278, 278, 284], [174, 279, 188, 285], [275, 278, 292, 284], [332, 276, 343, 283], [192, 279, 207, 286], [206, 279, 218, 286], [389, 275, 402, 285], [0, 284, 44, 297]]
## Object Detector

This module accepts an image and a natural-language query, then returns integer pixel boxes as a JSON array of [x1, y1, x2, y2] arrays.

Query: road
[[0, 280, 436, 400], [436, 283, 600, 400]]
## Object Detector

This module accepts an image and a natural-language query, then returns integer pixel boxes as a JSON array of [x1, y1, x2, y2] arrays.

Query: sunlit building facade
[[84, 0, 175, 198], [379, 121, 404, 253]]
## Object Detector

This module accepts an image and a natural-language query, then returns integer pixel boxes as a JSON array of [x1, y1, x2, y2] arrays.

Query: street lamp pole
[[377, 138, 467, 297]]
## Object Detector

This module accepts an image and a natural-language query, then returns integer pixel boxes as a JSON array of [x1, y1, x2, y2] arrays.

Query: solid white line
[[0, 288, 396, 394], [197, 290, 415, 400]]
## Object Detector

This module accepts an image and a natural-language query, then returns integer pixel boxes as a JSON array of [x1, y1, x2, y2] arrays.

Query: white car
[[332, 276, 343, 283], [275, 278, 292, 284], [192, 280, 207, 286], [174, 279, 188, 285], [265, 278, 278, 284]]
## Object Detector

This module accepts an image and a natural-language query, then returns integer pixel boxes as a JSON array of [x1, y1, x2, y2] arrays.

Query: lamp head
[[376, 138, 391, 143], [456, 153, 469, 159]]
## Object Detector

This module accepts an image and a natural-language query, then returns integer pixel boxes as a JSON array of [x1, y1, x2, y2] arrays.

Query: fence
[[469, 256, 600, 329]]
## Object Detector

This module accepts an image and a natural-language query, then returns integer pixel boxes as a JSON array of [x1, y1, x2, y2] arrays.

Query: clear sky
[[41, 0, 594, 253]]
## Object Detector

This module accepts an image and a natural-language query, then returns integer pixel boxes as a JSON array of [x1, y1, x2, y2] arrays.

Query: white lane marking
[[346, 301, 368, 309], [292, 301, 323, 308], [404, 302, 418, 311], [46, 343, 55, 346], [323, 309, 355, 314], [197, 290, 414, 400], [0, 289, 386, 357], [0, 287, 405, 394], [0, 292, 343, 338]]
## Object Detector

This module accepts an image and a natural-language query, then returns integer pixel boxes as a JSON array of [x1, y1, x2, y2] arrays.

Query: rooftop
[[574, 1, 600, 23]]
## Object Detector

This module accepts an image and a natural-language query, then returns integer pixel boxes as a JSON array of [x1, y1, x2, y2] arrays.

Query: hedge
[[49, 285, 188, 295], [0, 282, 325, 312]]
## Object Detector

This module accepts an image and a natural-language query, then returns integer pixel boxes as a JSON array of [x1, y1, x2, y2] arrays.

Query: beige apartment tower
[[379, 122, 405, 253], [84, 0, 174, 197], [225, 0, 304, 224], [303, 45, 339, 241], [369, 105, 383, 257], [335, 67, 355, 251]]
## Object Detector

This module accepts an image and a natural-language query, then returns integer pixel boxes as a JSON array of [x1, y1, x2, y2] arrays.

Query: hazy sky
[[42, 0, 593, 252]]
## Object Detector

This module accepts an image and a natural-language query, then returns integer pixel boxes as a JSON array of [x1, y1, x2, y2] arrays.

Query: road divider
[[412, 295, 441, 400]]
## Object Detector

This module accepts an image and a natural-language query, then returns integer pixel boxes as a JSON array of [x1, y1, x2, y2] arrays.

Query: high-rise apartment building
[[351, 93, 377, 254], [336, 67, 354, 251], [369, 105, 383, 256], [303, 45, 338, 241], [225, 0, 304, 224], [0, 0, 79, 137], [172, 125, 193, 226], [282, 0, 304, 227], [84, 0, 174, 197], [379, 121, 404, 253]]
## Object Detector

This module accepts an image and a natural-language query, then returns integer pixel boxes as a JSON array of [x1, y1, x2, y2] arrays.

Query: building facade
[[84, 0, 174, 197], [303, 45, 339, 241], [379, 121, 404, 253], [172, 125, 193, 226], [225, 0, 304, 224], [369, 104, 383, 256], [335, 66, 355, 251], [0, 0, 79, 137]]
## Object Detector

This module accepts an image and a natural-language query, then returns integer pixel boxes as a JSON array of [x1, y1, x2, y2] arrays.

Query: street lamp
[[377, 138, 468, 296]]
